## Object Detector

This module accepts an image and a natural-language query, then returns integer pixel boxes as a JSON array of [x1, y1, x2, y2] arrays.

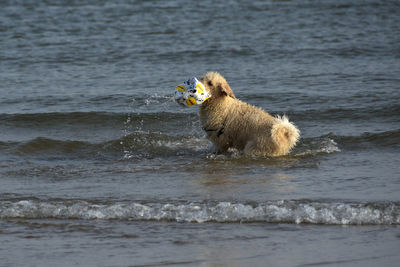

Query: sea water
[[1, 0, 399, 266]]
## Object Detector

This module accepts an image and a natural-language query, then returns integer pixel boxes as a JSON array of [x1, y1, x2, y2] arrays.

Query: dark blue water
[[1, 0, 400, 266]]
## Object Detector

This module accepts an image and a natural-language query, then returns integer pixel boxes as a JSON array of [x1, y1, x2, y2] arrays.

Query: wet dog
[[199, 72, 300, 156]]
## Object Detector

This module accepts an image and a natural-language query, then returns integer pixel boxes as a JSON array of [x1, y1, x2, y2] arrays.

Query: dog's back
[[200, 72, 300, 156]]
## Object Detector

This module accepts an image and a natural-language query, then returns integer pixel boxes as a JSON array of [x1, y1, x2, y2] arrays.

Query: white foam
[[296, 138, 340, 156], [319, 138, 341, 154], [1, 200, 399, 225]]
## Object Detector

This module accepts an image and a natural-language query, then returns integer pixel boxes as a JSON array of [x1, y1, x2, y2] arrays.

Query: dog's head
[[200, 72, 235, 100]]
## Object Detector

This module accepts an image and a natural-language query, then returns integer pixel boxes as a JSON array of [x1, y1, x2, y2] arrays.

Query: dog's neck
[[200, 96, 234, 138], [201, 95, 233, 110]]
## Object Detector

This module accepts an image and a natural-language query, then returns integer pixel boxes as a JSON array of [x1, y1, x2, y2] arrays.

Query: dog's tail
[[271, 115, 300, 154]]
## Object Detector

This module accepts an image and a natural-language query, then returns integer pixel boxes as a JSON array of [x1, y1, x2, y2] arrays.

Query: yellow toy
[[175, 77, 210, 107]]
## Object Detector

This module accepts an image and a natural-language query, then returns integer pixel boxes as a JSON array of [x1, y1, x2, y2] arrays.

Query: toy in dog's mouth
[[175, 77, 211, 107]]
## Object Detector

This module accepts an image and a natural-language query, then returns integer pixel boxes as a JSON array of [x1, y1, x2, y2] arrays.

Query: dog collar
[[202, 117, 227, 138]]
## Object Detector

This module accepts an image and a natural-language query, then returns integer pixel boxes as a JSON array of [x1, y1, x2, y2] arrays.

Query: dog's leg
[[244, 140, 259, 156], [216, 140, 230, 154], [244, 137, 277, 157]]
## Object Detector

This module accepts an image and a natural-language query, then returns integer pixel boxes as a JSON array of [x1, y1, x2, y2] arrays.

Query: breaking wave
[[1, 199, 399, 225]]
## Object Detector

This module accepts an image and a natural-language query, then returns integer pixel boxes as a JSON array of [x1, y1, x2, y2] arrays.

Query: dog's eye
[[208, 81, 213, 86]]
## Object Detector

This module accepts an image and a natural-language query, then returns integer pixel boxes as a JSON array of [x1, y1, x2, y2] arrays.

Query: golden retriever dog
[[199, 72, 300, 156]]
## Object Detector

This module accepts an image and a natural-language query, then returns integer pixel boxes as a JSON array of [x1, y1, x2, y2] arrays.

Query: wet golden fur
[[200, 72, 300, 156]]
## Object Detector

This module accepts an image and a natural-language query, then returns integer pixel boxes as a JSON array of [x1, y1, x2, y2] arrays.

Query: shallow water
[[1, 0, 400, 266]]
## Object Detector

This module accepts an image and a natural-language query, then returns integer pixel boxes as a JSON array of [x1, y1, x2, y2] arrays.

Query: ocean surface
[[1, 0, 400, 266]]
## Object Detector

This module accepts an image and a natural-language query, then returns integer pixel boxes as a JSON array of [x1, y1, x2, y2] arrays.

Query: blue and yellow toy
[[175, 77, 210, 107]]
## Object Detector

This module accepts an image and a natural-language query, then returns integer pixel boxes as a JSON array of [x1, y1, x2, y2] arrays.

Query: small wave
[[296, 130, 400, 155], [4, 132, 209, 159], [13, 137, 98, 158], [5, 133, 334, 160], [111, 131, 209, 159], [1, 199, 398, 225], [338, 129, 400, 149], [294, 136, 340, 156], [3, 128, 398, 160], [2, 133, 339, 160]]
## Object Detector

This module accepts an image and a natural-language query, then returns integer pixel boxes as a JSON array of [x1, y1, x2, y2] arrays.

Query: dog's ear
[[218, 83, 235, 98]]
